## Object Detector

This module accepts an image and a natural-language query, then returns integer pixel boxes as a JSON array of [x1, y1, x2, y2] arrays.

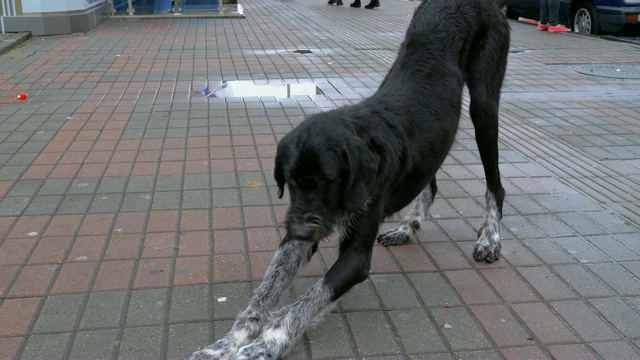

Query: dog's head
[[274, 119, 378, 241]]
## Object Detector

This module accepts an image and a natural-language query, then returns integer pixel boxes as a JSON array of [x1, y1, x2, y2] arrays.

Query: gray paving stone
[[23, 195, 62, 215], [553, 237, 609, 264], [518, 265, 577, 300], [156, 175, 183, 192], [389, 309, 447, 354], [122, 193, 153, 212], [240, 186, 270, 206], [553, 264, 614, 298], [502, 215, 545, 239], [211, 282, 254, 320], [56, 194, 93, 214], [69, 328, 118, 359], [183, 189, 211, 209], [67, 178, 99, 195], [126, 176, 155, 193], [80, 290, 127, 330], [170, 285, 211, 323], [211, 188, 240, 208], [557, 212, 608, 236], [96, 177, 127, 194], [38, 178, 72, 195], [587, 235, 640, 261], [589, 297, 640, 338], [507, 194, 547, 215], [454, 350, 503, 360], [307, 313, 356, 358], [408, 273, 462, 308], [557, 194, 602, 212], [237, 171, 264, 187], [211, 172, 238, 189], [6, 180, 43, 197], [20, 333, 71, 360], [345, 311, 401, 357], [154, 191, 181, 210], [529, 215, 577, 238], [587, 263, 640, 296], [430, 307, 491, 351], [523, 238, 575, 265], [371, 274, 421, 310], [0, 165, 26, 180], [6, 153, 39, 166], [32, 294, 85, 334], [184, 174, 210, 190], [551, 300, 619, 342], [340, 280, 382, 311], [0, 196, 30, 216], [118, 325, 164, 359], [90, 193, 123, 213], [167, 323, 212, 360], [126, 288, 168, 326], [590, 340, 640, 360]]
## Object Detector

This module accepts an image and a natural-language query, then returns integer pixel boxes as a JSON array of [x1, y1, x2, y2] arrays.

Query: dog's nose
[[290, 223, 314, 241]]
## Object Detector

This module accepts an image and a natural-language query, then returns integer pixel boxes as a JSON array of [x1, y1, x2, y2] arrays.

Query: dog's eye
[[297, 176, 318, 189]]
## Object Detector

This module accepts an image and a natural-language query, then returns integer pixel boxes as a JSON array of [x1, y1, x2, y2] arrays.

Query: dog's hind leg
[[465, 22, 509, 263], [377, 179, 437, 246], [189, 235, 316, 360]]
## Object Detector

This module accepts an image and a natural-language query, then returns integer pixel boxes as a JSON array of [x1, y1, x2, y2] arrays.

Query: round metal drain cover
[[575, 64, 640, 79]]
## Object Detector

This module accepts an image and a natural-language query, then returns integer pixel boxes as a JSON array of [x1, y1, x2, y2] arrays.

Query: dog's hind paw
[[377, 224, 414, 246]]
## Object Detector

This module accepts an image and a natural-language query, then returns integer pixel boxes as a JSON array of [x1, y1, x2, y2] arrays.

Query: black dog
[[191, 0, 510, 359]]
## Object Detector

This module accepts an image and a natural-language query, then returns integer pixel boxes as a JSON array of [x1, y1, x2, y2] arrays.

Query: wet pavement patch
[[203, 80, 324, 98], [575, 64, 640, 79]]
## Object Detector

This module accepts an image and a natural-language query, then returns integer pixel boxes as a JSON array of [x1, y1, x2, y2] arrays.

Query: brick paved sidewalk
[[1, 0, 640, 359]]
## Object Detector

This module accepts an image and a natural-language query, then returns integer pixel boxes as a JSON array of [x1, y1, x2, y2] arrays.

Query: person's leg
[[538, 0, 550, 30], [547, 0, 571, 32], [539, 0, 550, 24], [547, 0, 560, 26]]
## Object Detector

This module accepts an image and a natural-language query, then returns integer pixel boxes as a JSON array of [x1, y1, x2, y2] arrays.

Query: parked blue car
[[505, 0, 640, 34]]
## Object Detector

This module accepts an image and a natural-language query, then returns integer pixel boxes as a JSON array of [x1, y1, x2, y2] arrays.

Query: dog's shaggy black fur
[[191, 1, 510, 359]]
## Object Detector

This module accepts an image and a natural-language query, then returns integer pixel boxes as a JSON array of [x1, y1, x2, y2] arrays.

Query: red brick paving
[[0, 298, 40, 336], [1, 3, 640, 359]]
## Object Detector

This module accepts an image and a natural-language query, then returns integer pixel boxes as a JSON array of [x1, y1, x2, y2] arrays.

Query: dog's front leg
[[230, 218, 378, 360], [190, 235, 316, 360]]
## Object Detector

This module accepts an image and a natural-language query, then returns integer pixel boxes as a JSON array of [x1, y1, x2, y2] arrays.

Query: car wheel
[[504, 4, 517, 20], [573, 2, 599, 34]]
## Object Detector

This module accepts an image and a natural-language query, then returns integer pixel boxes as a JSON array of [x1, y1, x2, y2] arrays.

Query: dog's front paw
[[377, 222, 417, 246], [229, 341, 274, 360], [473, 227, 501, 263], [189, 338, 240, 360]]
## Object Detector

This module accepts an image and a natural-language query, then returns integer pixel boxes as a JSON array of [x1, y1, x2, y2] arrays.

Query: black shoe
[[328, 0, 336, 4], [364, 0, 379, 8], [350, 0, 361, 7], [337, 0, 343, 5]]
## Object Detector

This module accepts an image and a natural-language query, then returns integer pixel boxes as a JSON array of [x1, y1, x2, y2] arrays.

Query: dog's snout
[[290, 222, 315, 241]]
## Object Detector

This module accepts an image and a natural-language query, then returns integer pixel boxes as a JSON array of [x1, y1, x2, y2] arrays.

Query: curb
[[0, 32, 32, 56]]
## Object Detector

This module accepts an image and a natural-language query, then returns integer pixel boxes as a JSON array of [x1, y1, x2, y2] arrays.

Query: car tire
[[572, 2, 599, 34], [504, 4, 518, 20]]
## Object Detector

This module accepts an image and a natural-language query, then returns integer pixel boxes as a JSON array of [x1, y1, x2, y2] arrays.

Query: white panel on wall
[[21, 0, 106, 13]]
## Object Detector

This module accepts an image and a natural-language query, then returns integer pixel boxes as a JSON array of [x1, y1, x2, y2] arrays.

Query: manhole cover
[[575, 64, 640, 79]]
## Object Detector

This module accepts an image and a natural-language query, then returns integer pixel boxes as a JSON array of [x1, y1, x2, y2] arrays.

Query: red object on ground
[[13, 93, 27, 100]]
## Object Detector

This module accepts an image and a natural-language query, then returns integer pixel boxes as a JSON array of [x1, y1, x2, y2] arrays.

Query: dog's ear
[[343, 137, 378, 212], [274, 147, 287, 199]]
